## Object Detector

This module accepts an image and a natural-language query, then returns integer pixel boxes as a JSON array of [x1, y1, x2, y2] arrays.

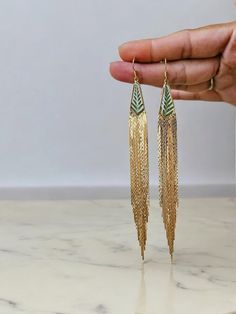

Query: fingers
[[171, 89, 222, 102], [118, 22, 235, 62], [222, 27, 236, 66], [171, 82, 211, 92], [110, 57, 219, 87]]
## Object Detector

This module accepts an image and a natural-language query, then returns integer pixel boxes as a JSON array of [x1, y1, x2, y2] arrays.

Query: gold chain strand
[[158, 59, 179, 261], [129, 59, 149, 259]]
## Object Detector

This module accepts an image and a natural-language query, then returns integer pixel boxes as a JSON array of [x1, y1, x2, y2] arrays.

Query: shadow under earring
[[158, 59, 179, 261], [129, 58, 149, 260]]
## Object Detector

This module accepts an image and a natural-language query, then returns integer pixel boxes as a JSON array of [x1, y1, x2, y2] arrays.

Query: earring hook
[[132, 57, 138, 82], [161, 58, 168, 84], [164, 58, 168, 84]]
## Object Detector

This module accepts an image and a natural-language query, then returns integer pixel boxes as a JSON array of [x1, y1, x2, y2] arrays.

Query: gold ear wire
[[164, 58, 168, 84], [132, 57, 139, 82], [160, 58, 168, 84]]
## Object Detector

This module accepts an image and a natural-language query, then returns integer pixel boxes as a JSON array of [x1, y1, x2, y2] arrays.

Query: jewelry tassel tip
[[141, 248, 145, 260]]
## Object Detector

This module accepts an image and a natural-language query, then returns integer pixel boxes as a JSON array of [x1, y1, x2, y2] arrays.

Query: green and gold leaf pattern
[[160, 83, 175, 116], [130, 82, 145, 115]]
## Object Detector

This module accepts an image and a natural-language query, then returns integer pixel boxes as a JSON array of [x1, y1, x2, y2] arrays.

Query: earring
[[158, 59, 179, 261], [129, 58, 149, 260]]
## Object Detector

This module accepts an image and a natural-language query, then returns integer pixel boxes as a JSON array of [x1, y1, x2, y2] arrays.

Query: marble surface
[[0, 198, 235, 314]]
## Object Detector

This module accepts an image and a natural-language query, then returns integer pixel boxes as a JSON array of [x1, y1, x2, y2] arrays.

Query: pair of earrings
[[129, 58, 178, 261]]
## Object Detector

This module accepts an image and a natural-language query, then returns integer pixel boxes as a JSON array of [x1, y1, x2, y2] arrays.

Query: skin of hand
[[110, 21, 236, 106]]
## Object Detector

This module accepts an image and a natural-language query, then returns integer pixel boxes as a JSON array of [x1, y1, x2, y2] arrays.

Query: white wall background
[[0, 0, 234, 196]]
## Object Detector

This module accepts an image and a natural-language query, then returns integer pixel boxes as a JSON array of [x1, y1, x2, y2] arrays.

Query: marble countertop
[[0, 198, 235, 314]]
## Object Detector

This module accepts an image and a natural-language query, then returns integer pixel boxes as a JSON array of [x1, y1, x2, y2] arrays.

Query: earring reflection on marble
[[158, 59, 179, 261], [129, 58, 149, 260]]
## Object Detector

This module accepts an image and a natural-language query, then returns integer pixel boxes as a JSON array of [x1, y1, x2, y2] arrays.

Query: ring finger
[[171, 81, 212, 92]]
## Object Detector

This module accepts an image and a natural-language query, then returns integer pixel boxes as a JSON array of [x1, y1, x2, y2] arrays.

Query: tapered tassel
[[158, 82, 178, 260], [129, 81, 149, 259]]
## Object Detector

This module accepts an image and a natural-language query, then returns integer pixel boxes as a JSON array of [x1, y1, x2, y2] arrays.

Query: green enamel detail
[[130, 82, 145, 115], [160, 83, 175, 116]]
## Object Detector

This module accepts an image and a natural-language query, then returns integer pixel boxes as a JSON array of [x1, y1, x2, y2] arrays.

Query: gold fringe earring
[[129, 58, 149, 260], [158, 59, 179, 261]]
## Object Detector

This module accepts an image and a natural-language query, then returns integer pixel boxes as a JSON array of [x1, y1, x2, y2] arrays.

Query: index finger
[[119, 22, 235, 62]]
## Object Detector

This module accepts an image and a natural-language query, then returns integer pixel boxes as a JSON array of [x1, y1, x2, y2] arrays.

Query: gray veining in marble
[[0, 198, 235, 314]]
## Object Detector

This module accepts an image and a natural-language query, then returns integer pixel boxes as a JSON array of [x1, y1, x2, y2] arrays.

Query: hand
[[110, 21, 236, 106]]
